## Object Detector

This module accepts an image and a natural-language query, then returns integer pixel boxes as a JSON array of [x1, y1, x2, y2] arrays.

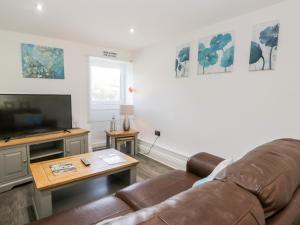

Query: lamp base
[[123, 115, 130, 131]]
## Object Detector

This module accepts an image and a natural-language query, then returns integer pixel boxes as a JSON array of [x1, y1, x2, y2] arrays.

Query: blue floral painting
[[249, 21, 280, 71], [175, 44, 190, 78], [21, 43, 65, 79], [198, 32, 235, 75]]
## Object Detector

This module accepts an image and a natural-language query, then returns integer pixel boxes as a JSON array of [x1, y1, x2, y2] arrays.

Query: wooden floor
[[0, 154, 173, 225]]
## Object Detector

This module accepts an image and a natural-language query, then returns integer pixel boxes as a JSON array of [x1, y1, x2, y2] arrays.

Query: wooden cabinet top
[[105, 129, 139, 137], [0, 128, 89, 149]]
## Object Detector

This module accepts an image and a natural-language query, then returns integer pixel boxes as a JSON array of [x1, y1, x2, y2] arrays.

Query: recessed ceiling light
[[36, 3, 43, 12], [129, 28, 135, 34]]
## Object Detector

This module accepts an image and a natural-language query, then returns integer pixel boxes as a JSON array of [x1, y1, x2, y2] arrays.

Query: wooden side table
[[105, 130, 139, 155]]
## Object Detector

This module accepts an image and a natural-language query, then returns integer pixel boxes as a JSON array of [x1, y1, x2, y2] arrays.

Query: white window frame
[[89, 57, 127, 108]]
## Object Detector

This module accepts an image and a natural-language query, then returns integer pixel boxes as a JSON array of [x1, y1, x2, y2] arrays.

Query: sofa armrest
[[186, 152, 224, 178]]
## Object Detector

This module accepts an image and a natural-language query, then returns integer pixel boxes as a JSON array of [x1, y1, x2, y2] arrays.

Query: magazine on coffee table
[[99, 154, 126, 165], [50, 163, 76, 176]]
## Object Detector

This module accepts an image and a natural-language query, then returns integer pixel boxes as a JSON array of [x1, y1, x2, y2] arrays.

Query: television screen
[[0, 94, 72, 139]]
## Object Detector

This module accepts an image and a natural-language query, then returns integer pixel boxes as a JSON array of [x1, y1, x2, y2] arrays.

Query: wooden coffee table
[[30, 149, 139, 219]]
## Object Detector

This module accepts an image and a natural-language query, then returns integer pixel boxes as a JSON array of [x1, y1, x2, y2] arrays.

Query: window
[[89, 57, 126, 105], [90, 66, 121, 102]]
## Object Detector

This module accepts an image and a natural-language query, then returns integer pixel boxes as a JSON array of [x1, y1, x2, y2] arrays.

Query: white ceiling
[[0, 0, 285, 51]]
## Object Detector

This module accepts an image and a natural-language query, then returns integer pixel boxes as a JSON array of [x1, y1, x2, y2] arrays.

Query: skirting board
[[91, 140, 106, 150], [138, 139, 188, 170], [0, 176, 32, 193]]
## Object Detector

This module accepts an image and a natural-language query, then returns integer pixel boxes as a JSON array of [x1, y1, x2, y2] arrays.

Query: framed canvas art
[[198, 32, 235, 75], [175, 44, 190, 78], [249, 21, 280, 71], [21, 43, 65, 79]]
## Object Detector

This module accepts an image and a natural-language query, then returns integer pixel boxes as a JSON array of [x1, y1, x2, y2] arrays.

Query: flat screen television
[[0, 94, 72, 139]]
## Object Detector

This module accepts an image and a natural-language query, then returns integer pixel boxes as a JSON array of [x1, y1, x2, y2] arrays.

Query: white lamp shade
[[120, 105, 134, 115]]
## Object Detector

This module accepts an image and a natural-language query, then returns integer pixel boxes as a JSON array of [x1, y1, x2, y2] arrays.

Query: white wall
[[0, 30, 132, 149], [134, 0, 300, 162]]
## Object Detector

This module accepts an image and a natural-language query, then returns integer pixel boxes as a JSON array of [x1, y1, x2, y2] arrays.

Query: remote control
[[81, 158, 91, 166]]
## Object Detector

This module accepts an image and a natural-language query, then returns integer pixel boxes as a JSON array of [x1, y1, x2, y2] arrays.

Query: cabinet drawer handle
[[23, 160, 27, 163]]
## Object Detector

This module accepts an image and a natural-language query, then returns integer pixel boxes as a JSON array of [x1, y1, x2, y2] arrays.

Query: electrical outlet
[[155, 130, 161, 137]]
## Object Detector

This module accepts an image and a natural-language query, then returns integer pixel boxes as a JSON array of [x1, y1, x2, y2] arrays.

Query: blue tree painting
[[198, 32, 235, 75], [21, 43, 65, 79], [249, 21, 280, 71], [175, 45, 190, 78]]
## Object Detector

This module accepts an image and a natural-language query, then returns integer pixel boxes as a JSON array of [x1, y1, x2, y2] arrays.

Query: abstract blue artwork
[[21, 43, 65, 79], [175, 44, 190, 78], [198, 32, 235, 75], [249, 21, 280, 71]]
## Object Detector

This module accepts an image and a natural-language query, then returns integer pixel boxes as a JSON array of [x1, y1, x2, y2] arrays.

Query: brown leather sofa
[[29, 139, 300, 225]]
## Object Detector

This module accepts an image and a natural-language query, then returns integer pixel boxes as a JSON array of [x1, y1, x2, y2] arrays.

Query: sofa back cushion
[[266, 186, 300, 225], [99, 181, 265, 225], [216, 139, 300, 218]]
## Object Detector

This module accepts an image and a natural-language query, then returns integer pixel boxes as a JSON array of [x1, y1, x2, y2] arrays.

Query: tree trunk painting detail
[[249, 21, 280, 71]]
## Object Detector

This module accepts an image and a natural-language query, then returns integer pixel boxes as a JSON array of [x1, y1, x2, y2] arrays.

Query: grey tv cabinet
[[0, 128, 89, 193]]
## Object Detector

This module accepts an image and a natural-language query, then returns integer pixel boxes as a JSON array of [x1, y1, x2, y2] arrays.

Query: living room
[[0, 0, 300, 225]]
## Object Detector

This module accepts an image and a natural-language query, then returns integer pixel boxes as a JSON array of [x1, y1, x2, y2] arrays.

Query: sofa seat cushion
[[99, 181, 265, 225], [28, 196, 133, 225], [115, 170, 199, 210], [216, 139, 300, 218]]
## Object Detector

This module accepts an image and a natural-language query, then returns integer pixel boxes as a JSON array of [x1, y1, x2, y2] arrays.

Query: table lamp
[[120, 105, 134, 131]]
